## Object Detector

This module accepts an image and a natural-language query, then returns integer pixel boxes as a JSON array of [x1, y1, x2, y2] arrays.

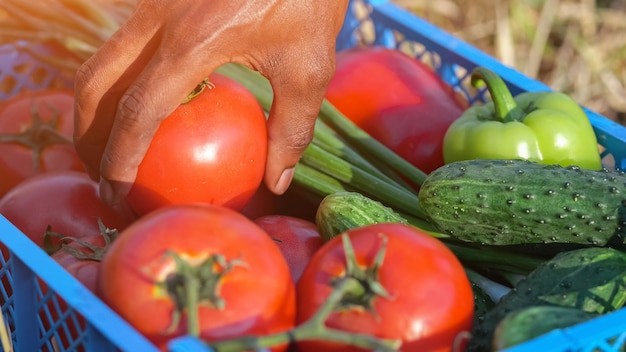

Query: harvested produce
[[492, 306, 596, 350], [295, 223, 474, 352], [46, 218, 117, 293], [0, 89, 84, 198], [315, 191, 409, 242], [254, 214, 324, 283], [325, 46, 467, 174], [126, 74, 268, 216], [418, 158, 626, 248], [97, 203, 295, 350], [443, 67, 603, 170], [467, 247, 626, 351], [0, 170, 136, 256]]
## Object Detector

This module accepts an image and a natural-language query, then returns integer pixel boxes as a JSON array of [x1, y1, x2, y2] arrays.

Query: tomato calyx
[[204, 234, 401, 352], [157, 251, 246, 337], [0, 101, 73, 172], [183, 78, 215, 104], [331, 232, 391, 315], [43, 218, 118, 258]]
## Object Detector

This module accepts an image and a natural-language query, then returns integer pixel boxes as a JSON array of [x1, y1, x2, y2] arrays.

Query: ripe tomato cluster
[[0, 69, 474, 351]]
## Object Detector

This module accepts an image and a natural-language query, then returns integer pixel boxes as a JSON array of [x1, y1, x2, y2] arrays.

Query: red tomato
[[295, 223, 474, 352], [126, 74, 268, 216], [254, 215, 323, 283], [97, 203, 296, 350], [240, 183, 278, 220], [39, 223, 112, 352], [38, 234, 105, 352], [0, 89, 84, 198], [325, 47, 468, 174], [0, 171, 136, 257]]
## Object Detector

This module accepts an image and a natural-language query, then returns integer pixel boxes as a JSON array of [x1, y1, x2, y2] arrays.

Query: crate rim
[[0, 214, 160, 352]]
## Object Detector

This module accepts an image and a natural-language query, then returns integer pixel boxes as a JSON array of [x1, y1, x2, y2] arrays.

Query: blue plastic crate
[[1, 0, 626, 351]]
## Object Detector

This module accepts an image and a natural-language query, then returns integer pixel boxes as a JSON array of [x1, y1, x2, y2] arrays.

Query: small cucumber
[[492, 306, 596, 350], [467, 246, 626, 352], [315, 191, 408, 242], [418, 159, 626, 247]]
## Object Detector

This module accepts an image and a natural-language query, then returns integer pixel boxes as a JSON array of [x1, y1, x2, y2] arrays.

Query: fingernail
[[275, 167, 295, 195]]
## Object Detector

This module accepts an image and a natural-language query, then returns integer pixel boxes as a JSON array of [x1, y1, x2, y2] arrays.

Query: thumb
[[264, 53, 336, 195]]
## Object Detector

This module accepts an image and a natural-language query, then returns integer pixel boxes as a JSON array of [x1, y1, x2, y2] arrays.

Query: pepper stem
[[471, 67, 525, 122]]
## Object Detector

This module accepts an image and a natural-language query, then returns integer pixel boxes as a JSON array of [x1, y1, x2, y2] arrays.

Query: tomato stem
[[205, 233, 400, 352], [183, 78, 215, 104], [42, 218, 118, 258], [0, 101, 73, 173], [160, 252, 246, 338], [206, 276, 399, 352]]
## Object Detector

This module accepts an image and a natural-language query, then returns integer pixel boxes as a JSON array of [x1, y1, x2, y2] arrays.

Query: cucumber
[[418, 159, 626, 247], [315, 191, 408, 242], [467, 246, 626, 352], [492, 306, 596, 350]]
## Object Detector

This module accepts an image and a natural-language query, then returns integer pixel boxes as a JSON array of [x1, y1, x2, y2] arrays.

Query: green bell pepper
[[443, 67, 603, 170]]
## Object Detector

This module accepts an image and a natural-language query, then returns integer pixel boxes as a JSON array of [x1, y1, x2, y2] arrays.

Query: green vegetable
[[492, 306, 596, 350], [468, 247, 626, 352], [418, 158, 626, 248], [443, 67, 602, 170], [315, 191, 409, 242], [315, 191, 544, 275]]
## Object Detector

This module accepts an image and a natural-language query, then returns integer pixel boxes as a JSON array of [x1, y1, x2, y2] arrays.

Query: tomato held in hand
[[254, 215, 323, 283], [0, 89, 84, 198], [97, 203, 295, 350], [0, 171, 136, 256], [126, 74, 268, 216], [296, 223, 474, 352], [325, 47, 468, 174]]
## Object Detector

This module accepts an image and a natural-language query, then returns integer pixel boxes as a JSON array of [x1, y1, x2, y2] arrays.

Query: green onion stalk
[[216, 63, 545, 276]]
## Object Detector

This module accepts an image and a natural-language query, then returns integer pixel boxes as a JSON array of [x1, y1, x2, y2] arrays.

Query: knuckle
[[294, 53, 336, 91], [116, 88, 151, 129]]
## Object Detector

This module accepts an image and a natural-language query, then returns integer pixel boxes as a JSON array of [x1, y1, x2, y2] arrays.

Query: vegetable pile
[[1, 3, 625, 352]]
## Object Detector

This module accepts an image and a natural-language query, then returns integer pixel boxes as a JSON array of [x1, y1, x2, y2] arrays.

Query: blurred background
[[392, 0, 626, 125]]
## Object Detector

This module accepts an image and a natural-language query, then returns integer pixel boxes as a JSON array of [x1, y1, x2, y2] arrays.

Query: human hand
[[73, 0, 349, 205]]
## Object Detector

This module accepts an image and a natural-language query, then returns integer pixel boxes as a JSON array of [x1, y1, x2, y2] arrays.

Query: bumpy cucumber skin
[[467, 246, 626, 352], [315, 191, 407, 242], [418, 159, 626, 246]]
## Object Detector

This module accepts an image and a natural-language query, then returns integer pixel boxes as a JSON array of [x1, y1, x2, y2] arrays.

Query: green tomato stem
[[206, 235, 400, 352], [0, 102, 72, 173], [206, 277, 399, 352], [471, 67, 525, 122]]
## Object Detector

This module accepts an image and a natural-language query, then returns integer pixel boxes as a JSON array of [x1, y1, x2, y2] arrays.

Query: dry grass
[[2, 0, 624, 124], [392, 0, 626, 124]]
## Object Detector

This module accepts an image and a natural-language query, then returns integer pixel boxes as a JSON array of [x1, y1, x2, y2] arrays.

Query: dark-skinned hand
[[73, 0, 350, 205]]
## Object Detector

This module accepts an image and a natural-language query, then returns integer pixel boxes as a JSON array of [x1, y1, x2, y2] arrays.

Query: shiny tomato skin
[[0, 89, 84, 198], [0, 171, 136, 256], [97, 203, 296, 350], [254, 215, 323, 283], [126, 73, 268, 216], [325, 47, 468, 174], [296, 223, 474, 352]]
